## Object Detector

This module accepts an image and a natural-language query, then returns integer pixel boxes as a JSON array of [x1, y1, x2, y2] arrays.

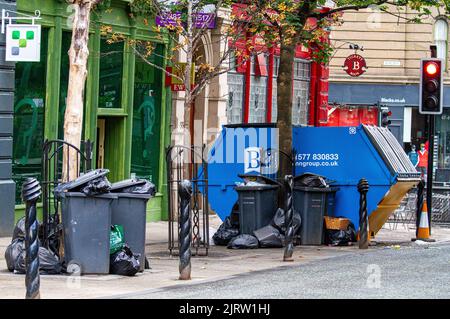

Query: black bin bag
[[213, 216, 239, 246], [325, 222, 357, 246], [14, 247, 62, 275], [227, 234, 259, 249], [110, 244, 141, 276], [253, 225, 284, 248], [5, 238, 25, 272]]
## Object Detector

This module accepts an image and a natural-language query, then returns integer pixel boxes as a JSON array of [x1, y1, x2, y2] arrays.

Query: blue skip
[[206, 124, 420, 235]]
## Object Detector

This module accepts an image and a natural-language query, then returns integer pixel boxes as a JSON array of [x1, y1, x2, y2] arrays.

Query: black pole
[[415, 180, 425, 239], [426, 115, 434, 235], [358, 179, 370, 249], [283, 175, 294, 262], [22, 178, 42, 299], [427, 45, 437, 235], [179, 180, 192, 280]]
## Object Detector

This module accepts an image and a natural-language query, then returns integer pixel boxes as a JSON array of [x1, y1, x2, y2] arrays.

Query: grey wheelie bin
[[60, 192, 116, 274], [293, 185, 339, 245], [110, 179, 156, 272], [55, 169, 116, 274], [235, 174, 281, 235]]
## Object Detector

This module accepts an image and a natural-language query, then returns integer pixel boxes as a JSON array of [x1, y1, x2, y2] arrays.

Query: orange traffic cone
[[414, 201, 435, 242]]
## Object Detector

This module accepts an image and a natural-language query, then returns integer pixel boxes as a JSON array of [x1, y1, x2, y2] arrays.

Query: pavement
[[1, 214, 449, 299]]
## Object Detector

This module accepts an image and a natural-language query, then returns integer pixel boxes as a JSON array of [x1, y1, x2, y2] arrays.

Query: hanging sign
[[5, 24, 41, 62], [166, 63, 196, 91], [343, 54, 367, 77], [156, 12, 216, 29]]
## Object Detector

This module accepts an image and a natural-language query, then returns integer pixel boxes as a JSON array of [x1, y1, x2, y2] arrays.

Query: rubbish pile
[[109, 225, 141, 276], [213, 205, 302, 249], [323, 216, 357, 246], [5, 218, 62, 274], [213, 173, 357, 249], [5, 169, 155, 277]]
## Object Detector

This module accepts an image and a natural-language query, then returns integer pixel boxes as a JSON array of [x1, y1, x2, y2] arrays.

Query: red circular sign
[[343, 54, 367, 77]]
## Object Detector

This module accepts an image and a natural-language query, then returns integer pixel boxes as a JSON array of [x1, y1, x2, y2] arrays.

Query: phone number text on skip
[[295, 153, 339, 161]]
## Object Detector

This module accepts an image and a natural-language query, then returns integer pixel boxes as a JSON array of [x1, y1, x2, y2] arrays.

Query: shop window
[[249, 54, 268, 123], [12, 28, 49, 204], [292, 59, 311, 126], [99, 39, 124, 108], [436, 110, 450, 170], [227, 53, 245, 124], [435, 19, 448, 69], [131, 44, 164, 186]]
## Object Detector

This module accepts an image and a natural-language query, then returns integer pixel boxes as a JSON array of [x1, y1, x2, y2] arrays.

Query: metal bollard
[[415, 179, 425, 239], [357, 178, 370, 249], [179, 180, 192, 280], [283, 175, 295, 262], [22, 178, 42, 299]]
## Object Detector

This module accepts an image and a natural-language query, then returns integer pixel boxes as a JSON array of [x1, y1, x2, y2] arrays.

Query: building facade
[[329, 5, 450, 181], [7, 0, 172, 225], [0, 0, 16, 236], [174, 4, 332, 156]]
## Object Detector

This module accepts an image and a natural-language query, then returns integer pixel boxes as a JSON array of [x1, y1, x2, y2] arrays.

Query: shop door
[[96, 116, 126, 182]]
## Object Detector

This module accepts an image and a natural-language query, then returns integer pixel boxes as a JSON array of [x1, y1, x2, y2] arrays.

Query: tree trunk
[[63, 0, 98, 182], [276, 42, 296, 178]]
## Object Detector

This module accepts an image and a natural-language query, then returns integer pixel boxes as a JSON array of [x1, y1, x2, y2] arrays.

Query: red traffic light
[[425, 62, 438, 76]]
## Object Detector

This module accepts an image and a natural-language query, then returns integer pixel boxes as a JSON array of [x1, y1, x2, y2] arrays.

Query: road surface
[[125, 242, 450, 299]]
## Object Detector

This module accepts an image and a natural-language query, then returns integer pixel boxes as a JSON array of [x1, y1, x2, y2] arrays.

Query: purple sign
[[156, 12, 216, 29]]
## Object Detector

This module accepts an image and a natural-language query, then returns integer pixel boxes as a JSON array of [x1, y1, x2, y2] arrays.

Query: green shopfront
[[12, 0, 171, 221]]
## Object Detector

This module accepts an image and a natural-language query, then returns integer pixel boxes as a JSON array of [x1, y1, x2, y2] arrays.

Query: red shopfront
[[227, 8, 331, 127]]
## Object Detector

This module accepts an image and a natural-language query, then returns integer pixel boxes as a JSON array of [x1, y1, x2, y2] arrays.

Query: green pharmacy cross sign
[[5, 24, 41, 62], [2, 9, 42, 62]]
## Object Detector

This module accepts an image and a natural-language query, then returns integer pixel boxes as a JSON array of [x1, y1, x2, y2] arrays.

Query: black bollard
[[178, 180, 192, 280], [283, 175, 294, 262], [22, 178, 42, 299], [357, 179, 370, 249]]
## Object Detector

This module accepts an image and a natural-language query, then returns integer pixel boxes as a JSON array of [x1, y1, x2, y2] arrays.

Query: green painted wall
[[14, 0, 172, 221]]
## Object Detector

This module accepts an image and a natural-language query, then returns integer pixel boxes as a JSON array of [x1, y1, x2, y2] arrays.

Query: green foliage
[[129, 0, 158, 17], [242, 0, 450, 63]]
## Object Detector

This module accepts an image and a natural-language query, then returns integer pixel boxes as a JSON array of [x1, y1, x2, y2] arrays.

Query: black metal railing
[[41, 139, 93, 254], [166, 144, 209, 257]]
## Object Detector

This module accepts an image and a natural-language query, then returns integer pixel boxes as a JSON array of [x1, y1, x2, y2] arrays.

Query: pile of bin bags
[[214, 206, 357, 249], [54, 169, 157, 197], [4, 220, 146, 276], [213, 206, 302, 249], [109, 225, 142, 276], [5, 218, 62, 274]]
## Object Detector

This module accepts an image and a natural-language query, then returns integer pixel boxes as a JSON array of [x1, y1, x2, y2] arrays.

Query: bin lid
[[110, 178, 147, 192], [238, 174, 283, 187], [235, 184, 279, 191], [59, 192, 118, 199], [114, 193, 153, 200], [54, 169, 110, 194], [293, 173, 335, 188], [293, 186, 340, 192]]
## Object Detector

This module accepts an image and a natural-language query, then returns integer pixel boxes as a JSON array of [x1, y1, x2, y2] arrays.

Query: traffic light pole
[[426, 46, 437, 235], [426, 114, 434, 234]]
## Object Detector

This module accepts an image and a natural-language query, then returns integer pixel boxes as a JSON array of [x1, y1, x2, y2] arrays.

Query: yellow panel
[[369, 181, 419, 235]]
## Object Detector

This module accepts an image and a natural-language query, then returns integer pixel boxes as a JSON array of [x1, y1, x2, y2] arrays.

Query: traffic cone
[[414, 201, 435, 242]]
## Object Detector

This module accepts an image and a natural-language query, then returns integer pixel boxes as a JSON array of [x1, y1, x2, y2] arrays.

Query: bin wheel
[[67, 261, 82, 275]]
